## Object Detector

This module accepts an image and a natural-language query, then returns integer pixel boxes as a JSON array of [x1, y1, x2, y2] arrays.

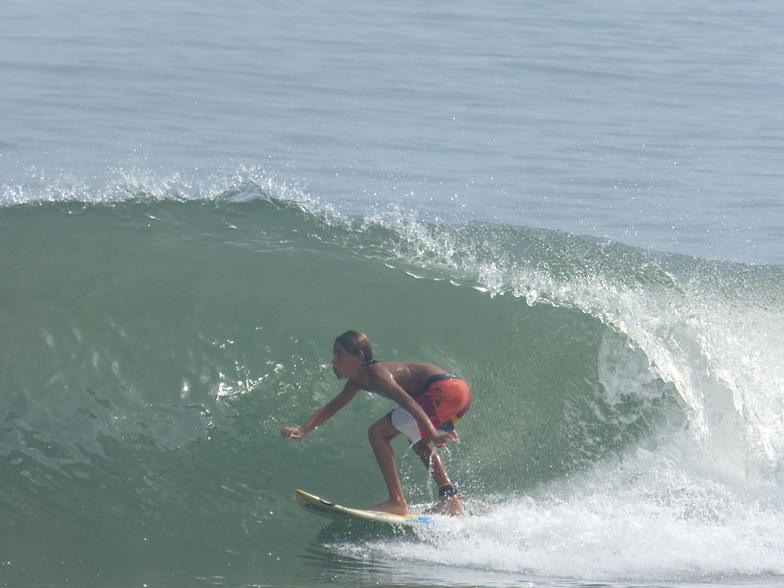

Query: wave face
[[1, 172, 783, 586]]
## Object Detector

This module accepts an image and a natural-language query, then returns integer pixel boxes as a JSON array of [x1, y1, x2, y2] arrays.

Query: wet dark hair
[[335, 330, 376, 365]]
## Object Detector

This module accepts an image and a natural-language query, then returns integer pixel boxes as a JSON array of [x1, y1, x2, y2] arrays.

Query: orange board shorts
[[387, 373, 472, 446]]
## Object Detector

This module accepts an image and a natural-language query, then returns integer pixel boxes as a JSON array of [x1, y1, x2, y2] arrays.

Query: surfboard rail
[[295, 489, 445, 526]]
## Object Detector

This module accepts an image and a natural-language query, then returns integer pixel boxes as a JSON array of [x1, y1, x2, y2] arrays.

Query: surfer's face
[[332, 342, 362, 379]]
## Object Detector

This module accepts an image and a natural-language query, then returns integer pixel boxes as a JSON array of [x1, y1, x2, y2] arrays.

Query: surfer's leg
[[367, 416, 408, 515], [412, 439, 463, 516]]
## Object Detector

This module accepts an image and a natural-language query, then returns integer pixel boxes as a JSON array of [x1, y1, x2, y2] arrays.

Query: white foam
[[344, 443, 784, 582]]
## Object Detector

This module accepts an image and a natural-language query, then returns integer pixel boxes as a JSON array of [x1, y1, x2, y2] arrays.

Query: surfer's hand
[[430, 430, 459, 447], [281, 427, 305, 440]]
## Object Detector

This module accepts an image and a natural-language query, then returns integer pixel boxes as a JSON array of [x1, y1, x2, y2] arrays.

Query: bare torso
[[360, 361, 446, 398]]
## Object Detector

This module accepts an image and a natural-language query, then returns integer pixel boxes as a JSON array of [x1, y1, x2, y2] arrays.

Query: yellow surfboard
[[295, 489, 446, 526]]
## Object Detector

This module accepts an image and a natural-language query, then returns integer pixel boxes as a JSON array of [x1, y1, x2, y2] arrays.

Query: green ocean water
[[1, 176, 783, 587]]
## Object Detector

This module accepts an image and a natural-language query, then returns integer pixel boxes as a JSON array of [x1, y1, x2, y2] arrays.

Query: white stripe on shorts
[[389, 406, 424, 444]]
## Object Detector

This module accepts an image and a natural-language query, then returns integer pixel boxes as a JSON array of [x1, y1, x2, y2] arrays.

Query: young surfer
[[281, 330, 472, 516]]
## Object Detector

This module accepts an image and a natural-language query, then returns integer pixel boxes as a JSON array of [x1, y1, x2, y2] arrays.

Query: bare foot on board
[[366, 499, 408, 516], [424, 495, 463, 516]]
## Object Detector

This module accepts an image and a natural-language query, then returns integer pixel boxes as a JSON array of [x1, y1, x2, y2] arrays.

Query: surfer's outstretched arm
[[281, 381, 362, 440]]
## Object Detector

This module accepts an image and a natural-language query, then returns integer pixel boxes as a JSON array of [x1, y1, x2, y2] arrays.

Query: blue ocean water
[[1, 2, 783, 588], [3, 0, 783, 263]]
